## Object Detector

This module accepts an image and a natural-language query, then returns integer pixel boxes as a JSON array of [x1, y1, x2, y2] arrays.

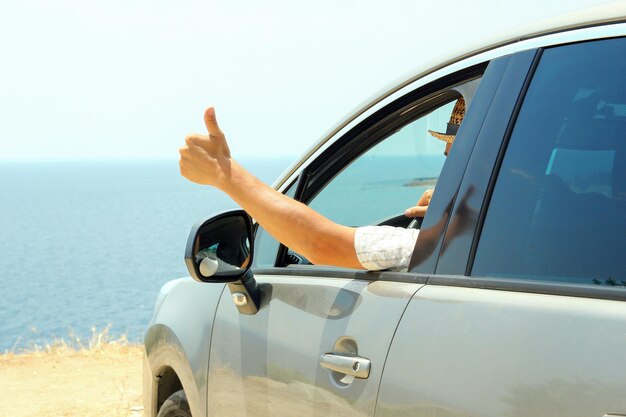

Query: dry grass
[[4, 324, 131, 356], [0, 327, 144, 417]]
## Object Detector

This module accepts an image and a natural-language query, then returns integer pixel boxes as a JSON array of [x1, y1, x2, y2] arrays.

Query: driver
[[353, 97, 464, 270], [179, 98, 464, 271]]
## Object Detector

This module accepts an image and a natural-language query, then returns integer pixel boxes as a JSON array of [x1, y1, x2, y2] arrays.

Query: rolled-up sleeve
[[354, 226, 419, 271]]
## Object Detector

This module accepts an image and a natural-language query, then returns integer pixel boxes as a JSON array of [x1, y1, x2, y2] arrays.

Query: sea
[[0, 155, 441, 353], [0, 157, 293, 352]]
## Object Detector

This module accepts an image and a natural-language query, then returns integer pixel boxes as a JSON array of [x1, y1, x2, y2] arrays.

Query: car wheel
[[157, 390, 191, 417]]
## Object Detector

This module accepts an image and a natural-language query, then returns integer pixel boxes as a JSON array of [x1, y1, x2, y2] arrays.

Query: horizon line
[[0, 154, 299, 163]]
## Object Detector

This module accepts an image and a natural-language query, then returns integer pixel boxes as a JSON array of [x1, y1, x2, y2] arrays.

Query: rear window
[[472, 37, 626, 287]]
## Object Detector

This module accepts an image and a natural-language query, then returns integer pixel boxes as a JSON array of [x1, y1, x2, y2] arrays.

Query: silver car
[[144, 9, 626, 417]]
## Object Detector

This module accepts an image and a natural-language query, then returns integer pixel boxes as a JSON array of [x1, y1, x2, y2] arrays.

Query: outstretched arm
[[179, 107, 364, 269]]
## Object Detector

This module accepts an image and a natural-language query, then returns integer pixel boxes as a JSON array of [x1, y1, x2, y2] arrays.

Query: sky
[[0, 0, 620, 161]]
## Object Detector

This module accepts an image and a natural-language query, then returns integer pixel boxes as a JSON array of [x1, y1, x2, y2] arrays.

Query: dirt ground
[[0, 344, 144, 417]]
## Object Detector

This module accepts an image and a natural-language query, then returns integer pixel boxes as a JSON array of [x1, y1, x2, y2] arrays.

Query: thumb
[[404, 207, 418, 217], [204, 107, 222, 136], [404, 205, 427, 218]]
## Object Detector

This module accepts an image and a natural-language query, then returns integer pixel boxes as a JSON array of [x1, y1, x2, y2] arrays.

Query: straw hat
[[428, 97, 466, 144]]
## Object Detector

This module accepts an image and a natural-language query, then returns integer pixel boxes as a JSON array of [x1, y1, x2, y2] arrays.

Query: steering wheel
[[407, 216, 423, 230]]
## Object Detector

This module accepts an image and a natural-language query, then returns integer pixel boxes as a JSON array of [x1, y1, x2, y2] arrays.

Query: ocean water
[[0, 158, 293, 352]]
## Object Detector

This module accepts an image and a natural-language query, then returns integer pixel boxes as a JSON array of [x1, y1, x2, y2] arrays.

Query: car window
[[307, 101, 455, 226], [472, 37, 626, 287]]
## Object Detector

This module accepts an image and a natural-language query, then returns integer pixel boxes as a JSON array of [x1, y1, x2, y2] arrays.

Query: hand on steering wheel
[[405, 189, 433, 229]]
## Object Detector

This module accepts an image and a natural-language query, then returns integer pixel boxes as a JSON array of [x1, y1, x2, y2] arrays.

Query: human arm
[[179, 107, 364, 269]]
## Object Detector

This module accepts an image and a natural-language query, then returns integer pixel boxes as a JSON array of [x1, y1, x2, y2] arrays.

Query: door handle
[[320, 353, 371, 379]]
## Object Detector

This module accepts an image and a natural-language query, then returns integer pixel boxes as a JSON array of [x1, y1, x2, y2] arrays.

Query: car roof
[[395, 1, 626, 99]]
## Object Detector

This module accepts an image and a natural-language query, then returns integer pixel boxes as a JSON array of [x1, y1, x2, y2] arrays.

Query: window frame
[[253, 63, 487, 271], [423, 49, 541, 276]]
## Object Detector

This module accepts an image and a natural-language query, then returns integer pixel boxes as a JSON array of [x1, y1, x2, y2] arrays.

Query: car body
[[144, 7, 626, 417]]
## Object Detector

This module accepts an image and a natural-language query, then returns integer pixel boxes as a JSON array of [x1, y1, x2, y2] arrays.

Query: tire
[[157, 390, 192, 417]]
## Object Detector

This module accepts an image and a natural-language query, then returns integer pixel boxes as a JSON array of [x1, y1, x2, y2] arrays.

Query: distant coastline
[[405, 177, 438, 187]]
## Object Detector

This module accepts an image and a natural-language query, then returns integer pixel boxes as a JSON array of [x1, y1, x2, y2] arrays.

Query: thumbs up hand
[[179, 107, 233, 188]]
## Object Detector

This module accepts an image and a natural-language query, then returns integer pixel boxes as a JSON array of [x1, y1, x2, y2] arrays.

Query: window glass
[[308, 101, 455, 226], [472, 38, 626, 287], [546, 148, 615, 196]]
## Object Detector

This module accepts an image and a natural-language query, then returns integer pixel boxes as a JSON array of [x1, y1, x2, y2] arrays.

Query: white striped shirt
[[354, 226, 419, 271]]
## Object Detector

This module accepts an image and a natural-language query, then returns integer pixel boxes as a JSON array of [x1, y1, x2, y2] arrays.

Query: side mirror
[[184, 209, 254, 283], [184, 209, 261, 315]]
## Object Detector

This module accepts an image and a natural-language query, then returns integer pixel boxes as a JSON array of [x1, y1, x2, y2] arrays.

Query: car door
[[205, 65, 488, 417], [377, 35, 626, 417]]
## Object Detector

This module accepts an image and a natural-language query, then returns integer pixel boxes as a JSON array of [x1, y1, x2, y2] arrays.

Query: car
[[144, 8, 626, 417]]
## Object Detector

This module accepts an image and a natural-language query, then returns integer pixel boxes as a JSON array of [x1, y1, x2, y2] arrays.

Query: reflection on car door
[[207, 274, 422, 417]]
